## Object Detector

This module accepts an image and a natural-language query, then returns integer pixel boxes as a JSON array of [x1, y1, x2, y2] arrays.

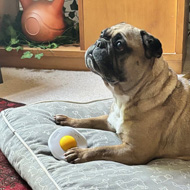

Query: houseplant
[[0, 0, 79, 59]]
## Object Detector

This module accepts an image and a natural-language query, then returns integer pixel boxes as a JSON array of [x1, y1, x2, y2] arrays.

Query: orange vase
[[20, 0, 65, 42]]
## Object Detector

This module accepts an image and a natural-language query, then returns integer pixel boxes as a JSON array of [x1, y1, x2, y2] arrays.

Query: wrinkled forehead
[[102, 22, 141, 40], [101, 23, 143, 49]]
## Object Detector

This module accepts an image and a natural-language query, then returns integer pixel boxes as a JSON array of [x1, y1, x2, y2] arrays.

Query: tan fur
[[55, 23, 190, 165]]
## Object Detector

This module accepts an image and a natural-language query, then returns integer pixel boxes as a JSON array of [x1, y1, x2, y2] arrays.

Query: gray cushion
[[0, 99, 190, 190]]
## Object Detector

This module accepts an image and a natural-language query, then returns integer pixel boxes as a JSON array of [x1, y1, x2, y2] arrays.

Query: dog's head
[[85, 23, 162, 86]]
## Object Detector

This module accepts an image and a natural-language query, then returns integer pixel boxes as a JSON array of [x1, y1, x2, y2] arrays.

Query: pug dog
[[55, 22, 190, 165]]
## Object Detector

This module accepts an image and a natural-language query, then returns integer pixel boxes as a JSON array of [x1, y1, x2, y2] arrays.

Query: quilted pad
[[0, 100, 190, 190]]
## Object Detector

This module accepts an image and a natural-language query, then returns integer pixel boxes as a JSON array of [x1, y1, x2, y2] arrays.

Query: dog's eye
[[116, 41, 124, 51]]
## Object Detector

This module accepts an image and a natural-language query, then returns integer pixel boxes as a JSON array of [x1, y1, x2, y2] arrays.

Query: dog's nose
[[96, 39, 107, 48]]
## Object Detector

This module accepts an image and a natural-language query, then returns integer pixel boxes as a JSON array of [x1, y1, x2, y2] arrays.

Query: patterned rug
[[0, 98, 31, 190]]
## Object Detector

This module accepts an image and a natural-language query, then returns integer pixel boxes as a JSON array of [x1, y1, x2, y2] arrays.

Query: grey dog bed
[[0, 99, 190, 190]]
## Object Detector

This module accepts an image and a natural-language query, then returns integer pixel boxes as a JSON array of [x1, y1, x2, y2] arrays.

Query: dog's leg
[[55, 115, 115, 132], [64, 143, 146, 165], [55, 116, 150, 164]]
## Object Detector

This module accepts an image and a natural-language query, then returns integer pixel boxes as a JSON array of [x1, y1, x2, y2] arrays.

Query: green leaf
[[35, 53, 44, 60], [47, 43, 58, 49], [10, 38, 19, 45], [38, 45, 47, 49], [16, 46, 23, 52], [5, 46, 13, 52], [6, 25, 17, 38], [21, 51, 33, 59]]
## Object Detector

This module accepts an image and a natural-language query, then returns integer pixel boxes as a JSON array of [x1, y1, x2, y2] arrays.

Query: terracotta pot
[[20, 0, 65, 42]]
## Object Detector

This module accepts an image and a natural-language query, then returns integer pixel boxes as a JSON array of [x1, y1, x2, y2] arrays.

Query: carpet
[[0, 68, 112, 104], [0, 98, 31, 190]]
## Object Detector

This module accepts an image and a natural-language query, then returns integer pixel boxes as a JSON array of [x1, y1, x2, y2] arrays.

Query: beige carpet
[[0, 68, 112, 104]]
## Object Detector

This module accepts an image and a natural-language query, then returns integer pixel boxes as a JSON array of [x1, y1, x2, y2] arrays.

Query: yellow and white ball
[[48, 127, 87, 160]]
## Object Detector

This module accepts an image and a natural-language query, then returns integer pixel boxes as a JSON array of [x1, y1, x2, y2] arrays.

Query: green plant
[[0, 1, 79, 60]]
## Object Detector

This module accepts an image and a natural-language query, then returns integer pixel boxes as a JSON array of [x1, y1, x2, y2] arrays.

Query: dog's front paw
[[54, 115, 73, 126], [64, 147, 89, 164]]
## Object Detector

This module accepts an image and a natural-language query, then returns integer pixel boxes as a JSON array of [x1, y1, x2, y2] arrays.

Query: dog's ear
[[140, 30, 162, 59]]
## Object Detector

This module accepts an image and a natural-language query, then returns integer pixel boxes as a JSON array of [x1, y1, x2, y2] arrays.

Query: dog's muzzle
[[85, 38, 121, 85], [85, 38, 108, 68], [85, 47, 97, 73]]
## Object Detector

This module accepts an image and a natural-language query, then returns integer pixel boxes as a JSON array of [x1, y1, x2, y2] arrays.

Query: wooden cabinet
[[79, 0, 189, 73], [0, 0, 189, 73]]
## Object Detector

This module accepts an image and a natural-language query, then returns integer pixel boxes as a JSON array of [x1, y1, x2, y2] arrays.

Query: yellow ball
[[59, 135, 77, 151]]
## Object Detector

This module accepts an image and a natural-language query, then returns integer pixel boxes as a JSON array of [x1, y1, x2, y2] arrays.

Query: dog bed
[[0, 99, 190, 190]]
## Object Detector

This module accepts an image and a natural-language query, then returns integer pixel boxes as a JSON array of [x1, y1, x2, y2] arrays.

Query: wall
[[0, 0, 19, 28], [188, 3, 190, 36]]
